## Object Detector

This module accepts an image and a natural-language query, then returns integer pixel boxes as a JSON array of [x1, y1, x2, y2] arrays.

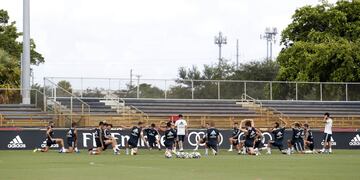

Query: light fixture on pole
[[214, 32, 227, 65], [260, 27, 277, 60]]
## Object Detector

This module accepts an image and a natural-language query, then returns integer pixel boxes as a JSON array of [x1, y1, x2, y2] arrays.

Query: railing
[[45, 77, 360, 101], [43, 78, 91, 117], [129, 105, 149, 122]]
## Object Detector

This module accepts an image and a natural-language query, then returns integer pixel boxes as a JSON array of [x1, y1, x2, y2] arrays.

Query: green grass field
[[0, 150, 359, 180]]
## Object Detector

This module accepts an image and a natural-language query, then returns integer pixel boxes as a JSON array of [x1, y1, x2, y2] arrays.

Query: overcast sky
[[1, 0, 337, 84]]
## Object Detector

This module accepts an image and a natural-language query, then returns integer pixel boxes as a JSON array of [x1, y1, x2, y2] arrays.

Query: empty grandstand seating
[[56, 98, 117, 114], [260, 101, 360, 117], [123, 99, 259, 117], [0, 104, 52, 126]]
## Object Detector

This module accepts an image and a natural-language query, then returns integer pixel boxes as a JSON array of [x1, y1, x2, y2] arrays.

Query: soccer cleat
[[266, 151, 271, 155], [228, 149, 233, 152], [33, 148, 39, 152]]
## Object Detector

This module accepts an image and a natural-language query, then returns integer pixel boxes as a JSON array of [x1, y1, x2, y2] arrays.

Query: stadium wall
[[0, 129, 359, 150]]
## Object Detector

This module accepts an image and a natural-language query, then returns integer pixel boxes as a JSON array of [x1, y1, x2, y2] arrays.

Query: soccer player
[[125, 121, 146, 155], [193, 122, 210, 151], [175, 114, 188, 152], [164, 122, 177, 155], [89, 121, 105, 155], [103, 123, 121, 155], [286, 122, 304, 155], [65, 122, 79, 153], [239, 120, 261, 155], [205, 121, 220, 156], [34, 121, 66, 153], [266, 122, 286, 154], [320, 112, 333, 154], [228, 122, 240, 152], [303, 123, 315, 154], [144, 123, 161, 151]]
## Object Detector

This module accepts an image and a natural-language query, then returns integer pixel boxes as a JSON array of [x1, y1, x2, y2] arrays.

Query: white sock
[[329, 148, 332, 152], [113, 147, 117, 152], [229, 145, 233, 150], [126, 148, 129, 155], [242, 147, 246, 153], [291, 147, 294, 151], [267, 147, 271, 153]]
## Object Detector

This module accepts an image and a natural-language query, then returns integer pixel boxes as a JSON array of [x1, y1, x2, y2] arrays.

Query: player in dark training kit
[[66, 122, 79, 153], [144, 123, 161, 150], [89, 121, 105, 155], [287, 123, 304, 155], [103, 123, 120, 155], [205, 121, 220, 156], [228, 122, 241, 152], [267, 122, 286, 154], [34, 121, 66, 153], [303, 123, 315, 154], [164, 122, 177, 155], [239, 120, 261, 155], [125, 121, 146, 155], [193, 122, 210, 151]]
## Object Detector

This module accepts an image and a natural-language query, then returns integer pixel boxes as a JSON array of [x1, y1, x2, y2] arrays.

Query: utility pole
[[135, 75, 141, 99], [22, 0, 31, 104], [129, 69, 133, 90], [236, 39, 239, 69], [214, 32, 227, 66], [260, 27, 277, 60]]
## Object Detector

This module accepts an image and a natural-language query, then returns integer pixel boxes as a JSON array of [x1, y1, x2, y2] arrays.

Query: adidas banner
[[0, 129, 359, 150]]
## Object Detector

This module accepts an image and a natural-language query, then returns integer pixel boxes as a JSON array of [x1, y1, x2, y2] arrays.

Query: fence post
[[108, 78, 111, 97], [320, 83, 323, 101], [295, 82, 298, 101], [70, 96, 73, 124], [35, 90, 37, 107], [270, 82, 273, 100], [164, 80, 167, 99], [43, 78, 47, 112], [54, 87, 57, 101], [345, 83, 348, 101], [80, 77, 83, 98], [217, 81, 221, 100], [136, 77, 140, 99], [191, 80, 194, 99], [244, 82, 247, 97]]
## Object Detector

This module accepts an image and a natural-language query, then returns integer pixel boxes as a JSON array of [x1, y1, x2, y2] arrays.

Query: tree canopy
[[277, 0, 360, 82]]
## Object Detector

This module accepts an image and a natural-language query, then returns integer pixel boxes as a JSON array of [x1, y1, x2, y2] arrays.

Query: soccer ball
[[165, 151, 172, 158], [192, 152, 201, 159]]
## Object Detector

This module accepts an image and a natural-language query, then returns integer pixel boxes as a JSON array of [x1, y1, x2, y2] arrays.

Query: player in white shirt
[[320, 112, 333, 154], [175, 114, 188, 152]]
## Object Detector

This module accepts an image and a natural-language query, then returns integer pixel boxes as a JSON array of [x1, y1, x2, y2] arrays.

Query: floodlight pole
[[214, 32, 227, 66], [261, 27, 277, 60], [22, 0, 31, 104]]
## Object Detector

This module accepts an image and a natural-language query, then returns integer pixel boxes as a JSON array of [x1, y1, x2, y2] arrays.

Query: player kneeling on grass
[[286, 123, 304, 155], [303, 123, 316, 154], [144, 123, 161, 151], [228, 122, 241, 153], [164, 122, 177, 156], [239, 120, 261, 155], [125, 121, 146, 155], [34, 121, 66, 153], [103, 123, 121, 155], [267, 122, 286, 154], [66, 122, 79, 153], [194, 122, 209, 151], [89, 121, 105, 155], [205, 121, 220, 156]]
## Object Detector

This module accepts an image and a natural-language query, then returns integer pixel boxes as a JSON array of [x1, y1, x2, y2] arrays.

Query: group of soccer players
[[227, 112, 333, 155], [34, 113, 333, 156]]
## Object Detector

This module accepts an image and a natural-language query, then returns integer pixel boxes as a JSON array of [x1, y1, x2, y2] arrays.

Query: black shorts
[[271, 141, 283, 150], [148, 138, 157, 147], [46, 139, 56, 147], [164, 141, 174, 149], [177, 135, 185, 142], [323, 133, 332, 142], [67, 138, 75, 148], [231, 137, 239, 145], [206, 142, 218, 152], [128, 139, 138, 148], [254, 140, 262, 149], [95, 138, 103, 148], [244, 139, 254, 148], [307, 141, 314, 150]]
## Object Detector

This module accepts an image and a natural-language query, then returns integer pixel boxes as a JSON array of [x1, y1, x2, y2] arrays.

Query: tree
[[0, 49, 20, 87], [0, 9, 44, 65], [277, 0, 360, 82], [57, 80, 72, 93]]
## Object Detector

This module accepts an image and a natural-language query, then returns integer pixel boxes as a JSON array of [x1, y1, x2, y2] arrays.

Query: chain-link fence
[[45, 77, 360, 101]]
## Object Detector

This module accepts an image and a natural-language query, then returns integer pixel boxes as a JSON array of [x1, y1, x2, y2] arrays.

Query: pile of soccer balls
[[165, 151, 201, 159]]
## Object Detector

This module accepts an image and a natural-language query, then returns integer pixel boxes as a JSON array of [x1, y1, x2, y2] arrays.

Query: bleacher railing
[[45, 77, 360, 101]]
